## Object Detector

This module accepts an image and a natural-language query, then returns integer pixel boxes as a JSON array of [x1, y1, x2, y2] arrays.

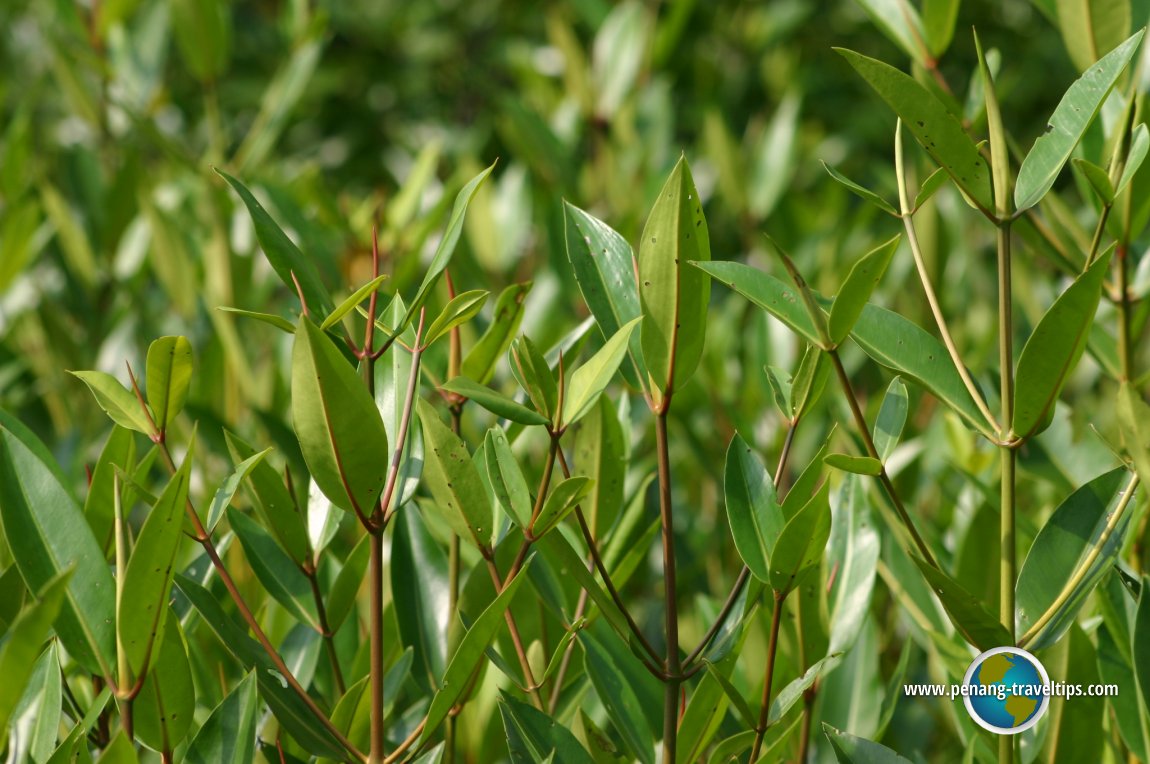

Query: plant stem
[[369, 529, 386, 764], [483, 557, 545, 707], [827, 350, 938, 567], [655, 411, 682, 761], [307, 569, 346, 695], [1118, 243, 1133, 381], [750, 591, 784, 761], [997, 220, 1015, 764]]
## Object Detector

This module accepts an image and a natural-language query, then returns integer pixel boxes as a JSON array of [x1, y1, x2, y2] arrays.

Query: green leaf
[[827, 476, 881, 655], [15, 642, 62, 763], [403, 163, 497, 330], [1056, 0, 1133, 72], [1135, 575, 1150, 715], [421, 559, 533, 743], [913, 166, 949, 211], [1116, 122, 1149, 196], [824, 453, 883, 476], [1073, 157, 1116, 203], [440, 377, 549, 425], [372, 295, 423, 510], [561, 316, 642, 428], [134, 611, 195, 753], [326, 533, 371, 633], [923, 0, 960, 56], [83, 426, 136, 555], [424, 289, 490, 346], [418, 399, 493, 550], [228, 508, 318, 628], [292, 316, 389, 516], [638, 155, 711, 405], [912, 557, 1011, 650], [832, 234, 901, 345], [510, 336, 558, 422], [836, 48, 993, 212], [973, 32, 1010, 216], [791, 344, 831, 420], [1013, 251, 1111, 440], [119, 439, 193, 675], [1118, 383, 1150, 486], [185, 672, 258, 764], [69, 370, 154, 435], [570, 395, 627, 536], [1016, 467, 1135, 650], [145, 336, 193, 430], [770, 480, 831, 594], [0, 425, 116, 678], [564, 203, 645, 387], [217, 307, 296, 333], [217, 171, 333, 316], [392, 507, 450, 692], [692, 261, 820, 345], [581, 628, 657, 764], [0, 573, 69, 745], [206, 448, 272, 534], [320, 273, 389, 331], [224, 432, 310, 563], [1015, 31, 1144, 210], [485, 427, 533, 529], [820, 162, 898, 216], [499, 692, 596, 764], [1042, 624, 1105, 764], [768, 653, 843, 725], [533, 476, 594, 537], [824, 723, 913, 763], [723, 434, 783, 583], [873, 377, 909, 461], [174, 576, 348, 758], [170, 0, 231, 83], [462, 281, 532, 385], [852, 0, 928, 65]]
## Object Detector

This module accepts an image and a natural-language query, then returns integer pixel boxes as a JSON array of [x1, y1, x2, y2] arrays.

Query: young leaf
[[185, 672, 258, 764], [828, 235, 899, 345], [205, 447, 273, 534], [402, 163, 496, 330], [440, 377, 549, 425], [417, 399, 493, 550], [424, 289, 489, 346], [724, 434, 783, 583], [561, 316, 641, 428], [913, 166, 949, 211], [1116, 122, 1149, 196], [638, 155, 711, 407], [820, 161, 898, 216], [564, 202, 645, 386], [1014, 31, 1144, 211], [217, 170, 334, 316], [873, 377, 909, 461], [462, 281, 532, 384], [292, 315, 389, 517], [421, 560, 533, 743], [485, 427, 533, 529], [1016, 467, 1135, 650], [1013, 251, 1110, 440], [770, 480, 831, 595], [767, 653, 843, 725], [692, 261, 821, 345], [69, 370, 155, 435], [217, 306, 296, 333], [510, 336, 558, 422], [145, 336, 193, 430], [824, 453, 883, 476], [119, 438, 193, 676], [790, 344, 830, 421], [532, 476, 594, 538], [0, 425, 116, 678], [1073, 157, 1116, 203], [320, 273, 389, 331], [836, 48, 994, 212]]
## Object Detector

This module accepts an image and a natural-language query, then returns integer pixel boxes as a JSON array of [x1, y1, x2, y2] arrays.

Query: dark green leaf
[[829, 235, 900, 345], [770, 479, 831, 594], [1073, 157, 1116, 203], [581, 628, 657, 764], [723, 433, 783, 583], [692, 261, 820, 345], [510, 335, 558, 422], [134, 611, 195, 753], [185, 672, 258, 764], [824, 723, 913, 763], [217, 307, 296, 333], [441, 377, 549, 425], [228, 508, 318, 628], [824, 453, 883, 476], [1134, 575, 1150, 722], [224, 432, 310, 563], [499, 692, 596, 764], [913, 557, 1011, 650], [485, 427, 533, 529]]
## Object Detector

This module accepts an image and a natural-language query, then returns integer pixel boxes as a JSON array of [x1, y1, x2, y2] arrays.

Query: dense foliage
[[2, 1, 1150, 763]]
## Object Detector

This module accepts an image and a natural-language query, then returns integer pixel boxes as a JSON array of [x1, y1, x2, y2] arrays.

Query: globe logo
[[962, 647, 1050, 734]]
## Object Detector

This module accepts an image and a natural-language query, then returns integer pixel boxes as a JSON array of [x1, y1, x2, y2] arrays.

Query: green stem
[[750, 591, 784, 761], [369, 530, 385, 764], [307, 569, 346, 695], [997, 220, 1015, 764], [655, 411, 682, 761]]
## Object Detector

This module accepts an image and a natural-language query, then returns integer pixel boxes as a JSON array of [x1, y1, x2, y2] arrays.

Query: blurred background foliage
[[2, 0, 1150, 760]]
